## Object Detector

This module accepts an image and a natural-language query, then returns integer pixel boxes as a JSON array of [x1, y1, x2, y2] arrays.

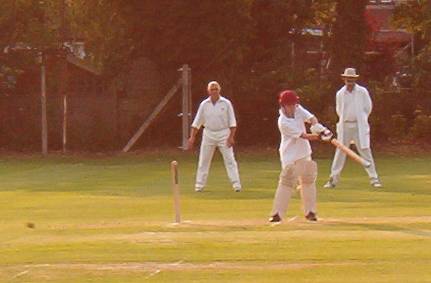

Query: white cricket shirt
[[278, 105, 314, 168], [192, 96, 237, 132]]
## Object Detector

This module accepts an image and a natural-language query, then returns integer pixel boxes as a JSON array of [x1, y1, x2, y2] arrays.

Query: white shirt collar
[[342, 84, 357, 94], [203, 96, 226, 104], [279, 106, 298, 119]]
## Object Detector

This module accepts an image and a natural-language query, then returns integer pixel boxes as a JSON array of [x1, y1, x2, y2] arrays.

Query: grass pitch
[[0, 151, 430, 282]]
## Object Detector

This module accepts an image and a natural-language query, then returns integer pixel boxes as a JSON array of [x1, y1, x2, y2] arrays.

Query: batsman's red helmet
[[278, 90, 299, 106]]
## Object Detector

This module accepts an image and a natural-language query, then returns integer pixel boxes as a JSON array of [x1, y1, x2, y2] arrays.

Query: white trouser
[[330, 122, 378, 184], [271, 157, 317, 218], [195, 129, 241, 190]]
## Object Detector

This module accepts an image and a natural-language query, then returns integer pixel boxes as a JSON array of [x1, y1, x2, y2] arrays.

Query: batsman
[[269, 90, 332, 223]]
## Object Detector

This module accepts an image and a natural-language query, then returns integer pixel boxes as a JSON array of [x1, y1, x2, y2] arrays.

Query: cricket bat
[[330, 138, 371, 168]]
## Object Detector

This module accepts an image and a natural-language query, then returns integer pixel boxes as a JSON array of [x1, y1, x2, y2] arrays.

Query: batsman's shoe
[[269, 213, 282, 223], [194, 187, 203, 192], [323, 178, 336, 189], [370, 178, 383, 188], [305, 212, 317, 221], [234, 187, 242, 192]]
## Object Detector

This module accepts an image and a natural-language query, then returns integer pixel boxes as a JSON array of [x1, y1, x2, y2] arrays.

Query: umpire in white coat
[[324, 68, 382, 188], [187, 81, 242, 192]]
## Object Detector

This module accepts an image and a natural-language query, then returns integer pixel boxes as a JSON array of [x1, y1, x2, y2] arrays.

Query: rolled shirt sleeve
[[335, 90, 342, 118], [191, 102, 205, 129], [227, 101, 237, 128], [297, 105, 314, 123]]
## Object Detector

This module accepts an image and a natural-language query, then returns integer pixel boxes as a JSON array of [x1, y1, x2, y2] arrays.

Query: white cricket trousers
[[271, 157, 317, 217], [330, 122, 378, 184], [195, 129, 241, 190]]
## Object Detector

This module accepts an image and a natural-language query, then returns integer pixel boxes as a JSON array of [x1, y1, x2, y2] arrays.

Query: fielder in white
[[324, 68, 382, 188], [269, 90, 332, 223], [188, 81, 242, 192]]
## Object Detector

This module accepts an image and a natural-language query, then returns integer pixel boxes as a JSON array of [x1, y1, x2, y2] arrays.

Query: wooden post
[[180, 64, 191, 150], [62, 95, 67, 153], [291, 41, 295, 71], [188, 66, 192, 137], [320, 38, 324, 79], [11, 0, 16, 45], [40, 52, 48, 155], [170, 161, 181, 223], [122, 78, 182, 152], [411, 33, 414, 57], [59, 0, 68, 153]]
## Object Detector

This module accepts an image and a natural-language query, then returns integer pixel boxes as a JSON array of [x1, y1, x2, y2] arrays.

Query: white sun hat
[[341, 67, 359, 78]]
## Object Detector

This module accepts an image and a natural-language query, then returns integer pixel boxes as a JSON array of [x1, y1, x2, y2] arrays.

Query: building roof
[[66, 54, 101, 76], [365, 4, 411, 44]]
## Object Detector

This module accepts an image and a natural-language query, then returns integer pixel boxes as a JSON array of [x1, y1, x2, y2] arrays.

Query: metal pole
[[59, 0, 68, 153], [40, 52, 48, 155], [411, 33, 414, 57], [291, 41, 295, 71], [59, 0, 65, 39], [11, 0, 17, 45], [181, 64, 190, 150], [63, 95, 67, 153], [188, 66, 192, 132]]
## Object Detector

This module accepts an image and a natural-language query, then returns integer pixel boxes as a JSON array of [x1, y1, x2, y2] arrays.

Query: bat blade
[[330, 139, 371, 168]]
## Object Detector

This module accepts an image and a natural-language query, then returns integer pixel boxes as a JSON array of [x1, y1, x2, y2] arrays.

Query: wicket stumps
[[170, 161, 181, 223]]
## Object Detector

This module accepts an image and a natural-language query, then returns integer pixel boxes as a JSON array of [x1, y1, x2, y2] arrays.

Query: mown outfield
[[0, 151, 430, 282]]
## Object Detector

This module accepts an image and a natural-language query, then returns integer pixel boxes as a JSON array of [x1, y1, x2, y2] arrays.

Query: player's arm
[[188, 104, 204, 149], [189, 127, 199, 139], [363, 88, 373, 115], [307, 116, 318, 125], [227, 127, 237, 147], [298, 106, 332, 141], [300, 133, 320, 141], [335, 91, 342, 117], [227, 101, 237, 147], [299, 105, 318, 125], [308, 117, 333, 142], [187, 127, 199, 150]]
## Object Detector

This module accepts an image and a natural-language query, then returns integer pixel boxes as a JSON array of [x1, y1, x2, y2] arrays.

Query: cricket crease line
[[11, 261, 374, 271], [11, 270, 30, 279]]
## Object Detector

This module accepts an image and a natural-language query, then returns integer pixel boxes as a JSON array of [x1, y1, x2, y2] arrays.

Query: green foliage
[[390, 1, 431, 142], [410, 112, 431, 140], [0, 0, 65, 95], [66, 0, 253, 81], [329, 0, 368, 77], [2, 0, 430, 147], [0, 0, 62, 49], [387, 114, 408, 143], [393, 1, 431, 91], [393, 0, 431, 42]]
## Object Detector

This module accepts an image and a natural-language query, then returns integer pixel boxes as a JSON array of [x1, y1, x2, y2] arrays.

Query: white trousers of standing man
[[195, 129, 241, 191], [330, 122, 379, 184]]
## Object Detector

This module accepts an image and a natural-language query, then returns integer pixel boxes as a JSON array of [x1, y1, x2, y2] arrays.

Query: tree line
[[0, 0, 430, 145]]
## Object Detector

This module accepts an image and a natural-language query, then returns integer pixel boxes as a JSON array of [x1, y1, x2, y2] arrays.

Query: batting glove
[[320, 129, 333, 142], [310, 123, 327, 135]]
